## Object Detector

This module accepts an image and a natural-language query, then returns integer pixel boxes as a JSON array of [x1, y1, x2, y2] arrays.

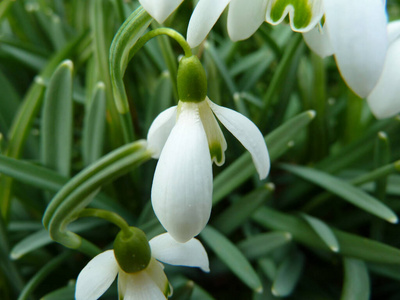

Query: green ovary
[[270, 0, 313, 29]]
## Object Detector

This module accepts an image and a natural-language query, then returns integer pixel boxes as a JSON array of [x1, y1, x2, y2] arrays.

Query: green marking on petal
[[270, 0, 313, 30], [210, 143, 224, 166]]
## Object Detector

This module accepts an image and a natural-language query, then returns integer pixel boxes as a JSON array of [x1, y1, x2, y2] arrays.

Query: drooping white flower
[[366, 20, 400, 119], [147, 56, 270, 243], [300, 0, 388, 98], [75, 233, 209, 300]]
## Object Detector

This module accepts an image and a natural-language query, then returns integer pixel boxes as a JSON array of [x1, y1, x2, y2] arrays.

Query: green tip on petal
[[177, 55, 207, 103], [113, 227, 151, 273]]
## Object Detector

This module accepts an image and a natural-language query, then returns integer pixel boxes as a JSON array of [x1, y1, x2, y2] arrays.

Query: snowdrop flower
[[147, 55, 270, 243], [299, 0, 388, 98], [75, 229, 209, 300], [366, 20, 400, 119]]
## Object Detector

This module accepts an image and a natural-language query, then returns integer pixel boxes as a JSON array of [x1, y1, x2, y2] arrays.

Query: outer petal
[[227, 0, 268, 41], [123, 270, 166, 300], [147, 106, 177, 158], [138, 0, 184, 23], [302, 24, 334, 58], [150, 233, 210, 272], [187, 0, 231, 48], [207, 99, 270, 179], [265, 0, 324, 32], [75, 250, 119, 300], [151, 102, 213, 243], [367, 38, 400, 118], [323, 0, 388, 98]]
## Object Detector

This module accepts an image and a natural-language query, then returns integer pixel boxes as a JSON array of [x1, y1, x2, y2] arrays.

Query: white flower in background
[[366, 20, 400, 119], [147, 56, 270, 243], [301, 0, 388, 98], [75, 233, 209, 300]]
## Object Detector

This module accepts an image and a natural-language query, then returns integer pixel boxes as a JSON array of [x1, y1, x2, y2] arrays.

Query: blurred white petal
[[75, 250, 119, 300], [265, 0, 324, 32], [150, 233, 210, 272], [227, 0, 268, 41], [388, 20, 400, 44], [207, 98, 270, 179], [367, 38, 400, 118], [124, 270, 166, 300], [151, 102, 213, 243], [198, 101, 227, 166], [303, 24, 334, 58], [147, 106, 177, 158], [323, 0, 388, 97], [138, 0, 183, 23], [187, 0, 231, 48]]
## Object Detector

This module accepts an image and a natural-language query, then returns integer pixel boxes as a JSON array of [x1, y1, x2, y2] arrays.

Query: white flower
[[366, 20, 400, 119], [75, 233, 209, 300], [147, 97, 270, 243]]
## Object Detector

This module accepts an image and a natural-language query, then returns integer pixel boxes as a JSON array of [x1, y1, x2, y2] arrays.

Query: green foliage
[[0, 1, 400, 299]]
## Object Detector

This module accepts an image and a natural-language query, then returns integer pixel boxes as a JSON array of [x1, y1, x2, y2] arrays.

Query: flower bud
[[177, 55, 207, 103], [113, 227, 151, 273]]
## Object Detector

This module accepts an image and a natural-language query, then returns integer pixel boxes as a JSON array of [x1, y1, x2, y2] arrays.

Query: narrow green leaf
[[82, 82, 107, 166], [0, 69, 20, 133], [109, 6, 152, 141], [17, 251, 71, 300], [271, 251, 305, 297], [281, 164, 398, 223], [44, 141, 152, 250], [213, 110, 315, 205], [252, 207, 400, 264], [238, 232, 292, 261], [373, 131, 391, 200], [41, 60, 73, 177], [10, 219, 103, 260], [41, 284, 75, 300], [201, 226, 263, 293], [300, 213, 339, 252], [213, 185, 274, 235], [341, 258, 369, 300]]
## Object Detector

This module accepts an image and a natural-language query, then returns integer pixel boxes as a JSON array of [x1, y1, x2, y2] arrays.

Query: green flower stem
[[129, 28, 192, 61], [78, 208, 131, 236]]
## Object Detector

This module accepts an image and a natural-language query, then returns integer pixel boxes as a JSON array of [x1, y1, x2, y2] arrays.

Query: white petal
[[367, 38, 400, 119], [207, 98, 270, 179], [198, 100, 227, 166], [75, 250, 119, 300], [302, 24, 334, 58], [388, 20, 400, 45], [147, 106, 177, 158], [265, 0, 324, 32], [123, 271, 166, 300], [150, 233, 210, 272], [323, 0, 388, 98], [227, 0, 268, 41], [187, 0, 231, 48], [138, 0, 184, 23], [151, 102, 213, 243]]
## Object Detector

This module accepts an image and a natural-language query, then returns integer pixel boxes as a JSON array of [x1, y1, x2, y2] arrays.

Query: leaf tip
[[265, 182, 275, 192], [255, 286, 263, 294], [307, 110, 316, 119], [61, 60, 74, 71], [284, 232, 293, 241], [388, 215, 398, 224], [10, 252, 21, 260], [330, 245, 339, 252]]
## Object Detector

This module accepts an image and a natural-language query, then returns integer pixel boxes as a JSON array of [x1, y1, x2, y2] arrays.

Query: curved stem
[[129, 27, 193, 62], [78, 208, 131, 236]]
